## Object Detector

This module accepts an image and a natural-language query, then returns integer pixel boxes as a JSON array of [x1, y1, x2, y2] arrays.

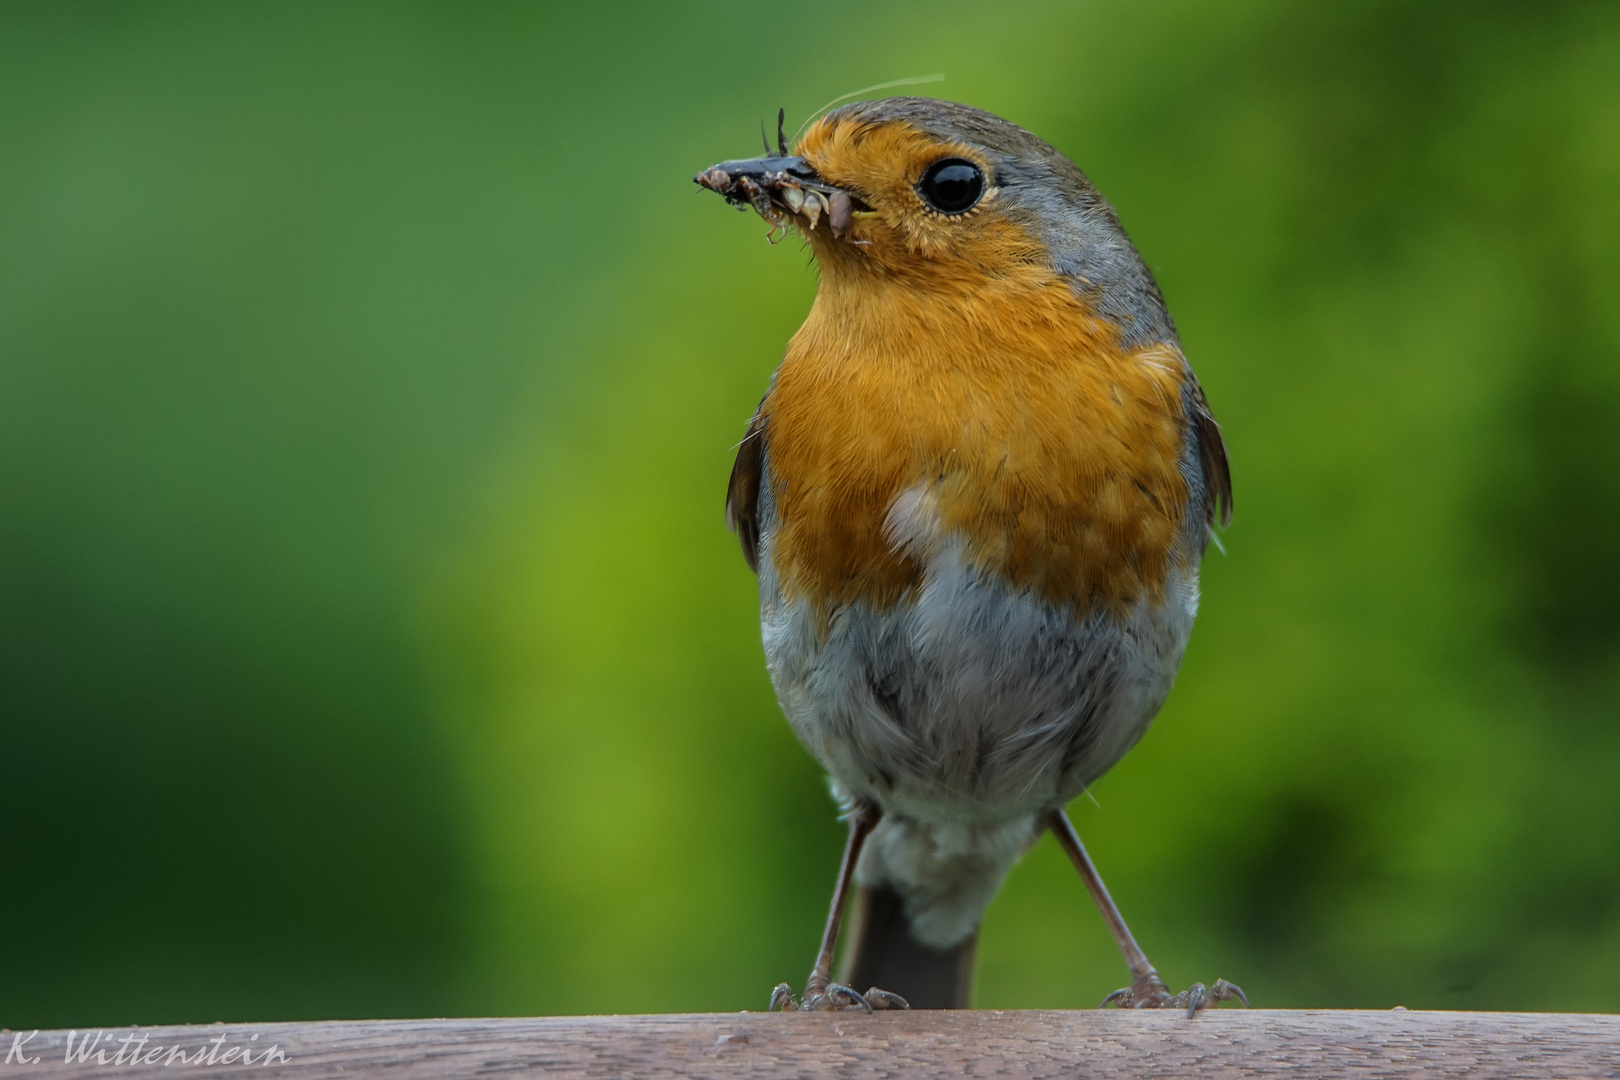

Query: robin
[[695, 98, 1242, 1015]]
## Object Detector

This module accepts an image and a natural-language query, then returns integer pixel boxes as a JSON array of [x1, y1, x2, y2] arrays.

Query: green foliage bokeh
[[2, 1, 1618, 1026]]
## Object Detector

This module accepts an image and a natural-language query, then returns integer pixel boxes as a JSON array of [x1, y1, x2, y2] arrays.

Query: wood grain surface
[[4, 1010, 1617, 1079]]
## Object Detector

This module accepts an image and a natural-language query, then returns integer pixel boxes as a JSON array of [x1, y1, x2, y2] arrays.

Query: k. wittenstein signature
[[5, 1031, 288, 1068]]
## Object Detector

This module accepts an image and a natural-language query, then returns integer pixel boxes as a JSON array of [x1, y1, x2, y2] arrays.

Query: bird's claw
[[1100, 973, 1247, 1017], [1174, 979, 1247, 1017], [861, 988, 911, 1010], [767, 981, 909, 1012]]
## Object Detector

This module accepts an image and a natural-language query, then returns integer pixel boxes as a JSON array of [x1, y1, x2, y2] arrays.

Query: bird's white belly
[[755, 487, 1200, 947], [760, 534, 1198, 826]]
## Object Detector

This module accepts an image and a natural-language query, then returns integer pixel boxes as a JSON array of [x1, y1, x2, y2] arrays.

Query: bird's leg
[[1048, 808, 1247, 1017], [769, 804, 909, 1012], [1047, 808, 1164, 1001]]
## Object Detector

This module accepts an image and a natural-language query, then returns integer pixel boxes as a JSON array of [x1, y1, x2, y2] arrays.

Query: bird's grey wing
[[725, 407, 766, 573], [1188, 372, 1232, 529]]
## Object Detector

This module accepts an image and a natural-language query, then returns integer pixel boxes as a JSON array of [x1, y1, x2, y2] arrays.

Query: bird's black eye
[[917, 158, 984, 214]]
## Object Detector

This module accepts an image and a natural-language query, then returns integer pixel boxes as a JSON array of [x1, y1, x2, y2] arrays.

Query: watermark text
[[6, 1030, 288, 1068]]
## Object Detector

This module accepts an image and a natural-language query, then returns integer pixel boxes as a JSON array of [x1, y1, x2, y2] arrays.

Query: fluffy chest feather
[[759, 263, 1192, 617]]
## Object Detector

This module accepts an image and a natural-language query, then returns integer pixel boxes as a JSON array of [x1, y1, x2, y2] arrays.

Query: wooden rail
[[4, 1010, 1617, 1079]]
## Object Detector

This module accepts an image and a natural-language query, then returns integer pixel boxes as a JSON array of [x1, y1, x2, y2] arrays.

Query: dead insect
[[735, 175, 781, 226], [800, 190, 823, 230], [694, 127, 866, 245], [828, 190, 852, 238]]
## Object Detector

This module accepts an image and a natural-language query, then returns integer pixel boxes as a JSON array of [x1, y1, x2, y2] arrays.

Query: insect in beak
[[694, 154, 864, 240]]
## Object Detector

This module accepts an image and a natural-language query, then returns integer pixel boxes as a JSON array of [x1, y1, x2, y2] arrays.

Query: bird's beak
[[694, 155, 858, 238]]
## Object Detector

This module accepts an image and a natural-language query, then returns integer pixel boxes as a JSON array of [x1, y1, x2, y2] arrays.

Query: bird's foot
[[1100, 972, 1247, 1018], [768, 981, 909, 1012]]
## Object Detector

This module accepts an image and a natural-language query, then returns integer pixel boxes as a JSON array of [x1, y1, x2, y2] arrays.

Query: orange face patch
[[760, 115, 1190, 618], [792, 114, 1034, 276]]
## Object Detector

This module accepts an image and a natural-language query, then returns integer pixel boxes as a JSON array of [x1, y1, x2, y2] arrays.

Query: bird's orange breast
[[761, 235, 1190, 618]]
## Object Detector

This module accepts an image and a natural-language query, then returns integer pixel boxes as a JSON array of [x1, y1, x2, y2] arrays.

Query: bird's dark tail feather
[[839, 884, 977, 1009]]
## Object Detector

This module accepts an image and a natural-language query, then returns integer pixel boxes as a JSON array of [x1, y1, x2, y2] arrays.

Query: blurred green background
[[3, 0, 1618, 1027]]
